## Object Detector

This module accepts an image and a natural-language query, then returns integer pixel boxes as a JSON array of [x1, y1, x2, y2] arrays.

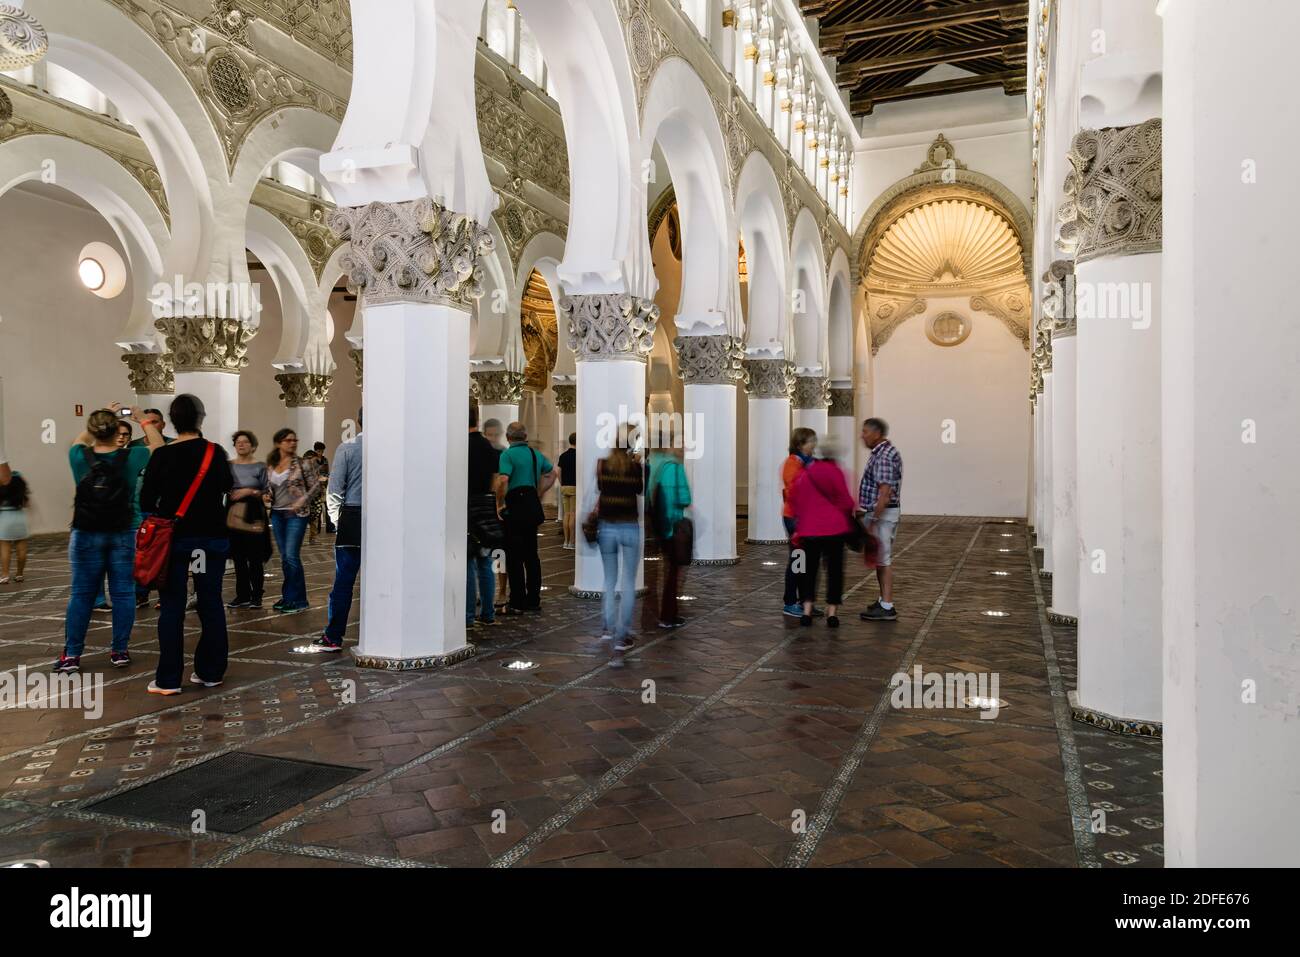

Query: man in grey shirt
[[309, 409, 362, 652]]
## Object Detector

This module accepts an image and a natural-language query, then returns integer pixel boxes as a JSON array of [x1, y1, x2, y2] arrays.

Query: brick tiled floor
[[0, 516, 1162, 867]]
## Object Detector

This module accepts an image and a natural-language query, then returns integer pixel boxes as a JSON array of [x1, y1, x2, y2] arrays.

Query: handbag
[[134, 441, 215, 588], [226, 495, 267, 535], [503, 447, 546, 528], [468, 492, 505, 548]]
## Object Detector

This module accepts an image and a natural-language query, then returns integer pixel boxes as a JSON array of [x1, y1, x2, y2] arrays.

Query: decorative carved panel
[[561, 294, 659, 363], [1066, 120, 1162, 264]]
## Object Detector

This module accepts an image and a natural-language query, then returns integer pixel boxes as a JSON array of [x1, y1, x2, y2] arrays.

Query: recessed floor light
[[1000, 533, 1014, 538], [539, 586, 551, 591], [982, 610, 1010, 618], [644, 557, 661, 563], [997, 548, 1012, 553], [761, 561, 780, 567], [991, 571, 1010, 577], [677, 595, 697, 601], [502, 660, 538, 671], [964, 696, 1009, 710]]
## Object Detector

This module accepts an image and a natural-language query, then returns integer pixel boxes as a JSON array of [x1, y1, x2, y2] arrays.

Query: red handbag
[[134, 442, 215, 588]]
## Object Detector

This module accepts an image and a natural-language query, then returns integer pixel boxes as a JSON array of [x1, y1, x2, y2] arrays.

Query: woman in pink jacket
[[789, 437, 857, 628]]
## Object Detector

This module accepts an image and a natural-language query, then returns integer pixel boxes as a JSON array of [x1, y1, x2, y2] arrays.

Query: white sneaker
[[147, 680, 182, 696], [189, 673, 223, 688]]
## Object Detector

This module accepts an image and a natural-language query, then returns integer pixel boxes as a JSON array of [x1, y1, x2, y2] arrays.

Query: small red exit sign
[[75, 405, 83, 416]]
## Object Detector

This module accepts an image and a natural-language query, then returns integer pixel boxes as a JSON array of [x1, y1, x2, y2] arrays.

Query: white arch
[[827, 247, 853, 379], [513, 230, 570, 375], [230, 109, 341, 208], [245, 205, 333, 373], [471, 217, 515, 360], [27, 0, 221, 287], [0, 135, 169, 346], [640, 57, 738, 336], [736, 150, 791, 354], [790, 206, 827, 369], [316, 244, 361, 351]]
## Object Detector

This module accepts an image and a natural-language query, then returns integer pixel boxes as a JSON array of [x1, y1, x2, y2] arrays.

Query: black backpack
[[72, 447, 133, 532]]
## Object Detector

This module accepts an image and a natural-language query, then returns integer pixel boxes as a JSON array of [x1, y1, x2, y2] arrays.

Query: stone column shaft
[[744, 358, 793, 543]]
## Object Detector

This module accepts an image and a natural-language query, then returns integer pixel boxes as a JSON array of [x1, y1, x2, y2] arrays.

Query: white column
[[552, 377, 576, 516], [1163, 0, 1300, 866], [1069, 119, 1163, 727], [1039, 371, 1054, 575], [675, 333, 744, 564], [744, 357, 791, 543], [328, 200, 491, 668], [1044, 262, 1079, 622], [828, 384, 856, 489], [564, 294, 655, 597], [1032, 393, 1044, 534]]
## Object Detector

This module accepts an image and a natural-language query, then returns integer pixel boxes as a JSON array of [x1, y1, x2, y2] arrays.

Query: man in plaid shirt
[[856, 418, 902, 621]]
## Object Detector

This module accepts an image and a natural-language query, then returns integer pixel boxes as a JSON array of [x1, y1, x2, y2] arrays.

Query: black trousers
[[505, 518, 542, 609], [229, 531, 265, 602], [783, 516, 808, 605], [801, 535, 846, 606]]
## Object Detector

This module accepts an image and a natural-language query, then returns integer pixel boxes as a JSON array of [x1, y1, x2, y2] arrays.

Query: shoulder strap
[[80, 445, 96, 472], [530, 447, 539, 487], [175, 442, 215, 520]]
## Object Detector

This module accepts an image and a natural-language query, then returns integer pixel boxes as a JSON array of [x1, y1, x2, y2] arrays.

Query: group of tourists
[[780, 417, 903, 627]]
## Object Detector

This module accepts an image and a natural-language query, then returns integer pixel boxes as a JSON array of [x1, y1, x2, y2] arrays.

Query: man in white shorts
[[856, 418, 903, 622]]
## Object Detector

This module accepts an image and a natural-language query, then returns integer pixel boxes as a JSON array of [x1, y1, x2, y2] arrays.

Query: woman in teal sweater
[[647, 447, 692, 628]]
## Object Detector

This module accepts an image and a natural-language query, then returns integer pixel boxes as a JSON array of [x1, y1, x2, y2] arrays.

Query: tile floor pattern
[[0, 517, 1163, 867]]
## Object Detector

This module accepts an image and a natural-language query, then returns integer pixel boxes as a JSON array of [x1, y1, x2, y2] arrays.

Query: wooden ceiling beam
[[820, 1, 1029, 56], [851, 69, 1027, 113], [837, 38, 1026, 82]]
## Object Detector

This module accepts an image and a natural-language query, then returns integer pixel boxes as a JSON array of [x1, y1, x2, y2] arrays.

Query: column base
[[1046, 609, 1078, 626], [1039, 569, 1053, 580], [692, 557, 740, 566], [352, 645, 476, 671], [1068, 690, 1162, 738], [745, 537, 788, 545]]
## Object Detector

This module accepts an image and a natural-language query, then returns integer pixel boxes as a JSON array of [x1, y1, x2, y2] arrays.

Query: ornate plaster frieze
[[0, 4, 48, 71], [674, 334, 745, 386], [275, 371, 332, 408], [472, 370, 525, 405], [103, 0, 345, 172], [492, 190, 567, 269], [969, 284, 1033, 350], [1041, 259, 1076, 338], [619, 0, 677, 114], [235, 0, 352, 68], [0, 89, 173, 228], [709, 86, 754, 192], [476, 81, 569, 200], [828, 387, 854, 418], [743, 358, 795, 399], [561, 294, 659, 364], [867, 293, 927, 355], [328, 198, 494, 310], [913, 133, 968, 175], [154, 316, 254, 374], [265, 203, 341, 280], [121, 352, 175, 395], [347, 347, 362, 386], [791, 375, 831, 411], [552, 383, 577, 415], [1066, 120, 1163, 264]]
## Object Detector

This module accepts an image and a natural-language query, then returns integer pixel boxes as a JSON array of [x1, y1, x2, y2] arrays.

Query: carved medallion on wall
[[0, 3, 48, 72]]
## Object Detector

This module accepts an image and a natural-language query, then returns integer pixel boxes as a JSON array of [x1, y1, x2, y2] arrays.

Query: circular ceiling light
[[78, 257, 105, 291]]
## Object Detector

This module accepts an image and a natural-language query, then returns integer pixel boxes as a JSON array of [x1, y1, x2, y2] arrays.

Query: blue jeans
[[271, 511, 309, 608], [598, 521, 640, 640], [93, 525, 146, 607], [65, 529, 137, 656], [157, 536, 228, 689], [466, 546, 495, 624], [325, 545, 361, 642]]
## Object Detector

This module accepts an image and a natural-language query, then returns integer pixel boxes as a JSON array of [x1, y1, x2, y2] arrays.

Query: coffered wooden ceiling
[[799, 0, 1030, 116]]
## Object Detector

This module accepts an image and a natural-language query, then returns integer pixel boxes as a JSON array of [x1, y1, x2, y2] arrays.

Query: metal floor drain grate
[[87, 752, 365, 833]]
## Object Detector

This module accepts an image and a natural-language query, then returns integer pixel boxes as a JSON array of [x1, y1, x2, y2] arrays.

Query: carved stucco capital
[[828, 387, 854, 418], [121, 352, 175, 396], [472, 370, 525, 405], [1041, 259, 1077, 338], [1065, 120, 1162, 264], [329, 198, 494, 311], [276, 372, 333, 409], [560, 294, 659, 364], [154, 316, 253, 374], [674, 334, 745, 386], [347, 347, 362, 387], [552, 383, 577, 414], [791, 375, 831, 410], [743, 358, 795, 399], [0, 5, 49, 72]]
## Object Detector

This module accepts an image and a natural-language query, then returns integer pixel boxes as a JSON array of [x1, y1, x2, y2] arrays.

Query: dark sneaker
[[189, 673, 223, 688], [799, 614, 812, 627], [248, 599, 263, 609], [277, 604, 308, 615], [305, 636, 343, 654], [826, 616, 840, 629], [783, 603, 802, 618], [53, 655, 80, 674], [135, 597, 151, 609], [109, 651, 131, 667], [272, 601, 286, 612], [501, 606, 525, 617], [226, 599, 250, 609], [476, 616, 498, 626], [860, 603, 898, 621], [812, 606, 825, 618], [93, 603, 111, 613]]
